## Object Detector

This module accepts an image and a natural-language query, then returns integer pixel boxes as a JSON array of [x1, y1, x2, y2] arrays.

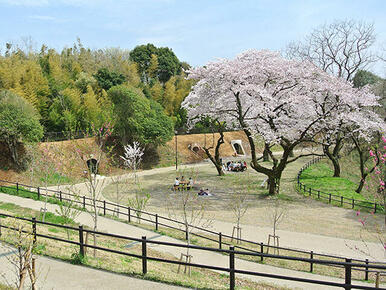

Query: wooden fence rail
[[0, 212, 385, 290], [0, 177, 385, 282], [297, 157, 384, 213]]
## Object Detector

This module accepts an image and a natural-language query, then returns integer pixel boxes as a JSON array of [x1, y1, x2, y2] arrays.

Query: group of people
[[172, 177, 212, 197], [224, 160, 247, 172], [197, 188, 211, 196], [173, 176, 193, 191]]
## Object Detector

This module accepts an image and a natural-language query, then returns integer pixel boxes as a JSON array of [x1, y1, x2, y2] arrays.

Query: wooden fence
[[0, 212, 385, 289], [297, 157, 384, 213], [0, 178, 385, 284]]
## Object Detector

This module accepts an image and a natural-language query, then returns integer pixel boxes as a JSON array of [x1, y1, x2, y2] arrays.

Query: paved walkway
[[0, 243, 184, 290], [0, 193, 382, 289]]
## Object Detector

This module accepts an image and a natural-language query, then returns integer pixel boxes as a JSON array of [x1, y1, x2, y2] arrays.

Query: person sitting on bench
[[173, 177, 180, 191], [198, 188, 211, 196], [187, 177, 193, 190]]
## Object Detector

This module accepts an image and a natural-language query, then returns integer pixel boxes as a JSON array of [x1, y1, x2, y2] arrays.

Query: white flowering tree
[[182, 50, 382, 194], [121, 141, 144, 183], [120, 142, 149, 222]]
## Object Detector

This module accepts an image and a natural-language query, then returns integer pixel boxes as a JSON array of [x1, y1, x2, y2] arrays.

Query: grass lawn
[[298, 159, 385, 215], [299, 160, 369, 201]]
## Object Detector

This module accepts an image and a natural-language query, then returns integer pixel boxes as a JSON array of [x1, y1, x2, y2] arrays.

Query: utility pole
[[175, 131, 178, 170]]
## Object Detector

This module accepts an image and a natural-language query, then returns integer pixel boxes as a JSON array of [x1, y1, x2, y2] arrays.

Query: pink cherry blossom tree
[[182, 50, 382, 194]]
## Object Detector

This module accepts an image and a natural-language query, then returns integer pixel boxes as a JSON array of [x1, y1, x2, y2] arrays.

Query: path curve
[[0, 193, 383, 289]]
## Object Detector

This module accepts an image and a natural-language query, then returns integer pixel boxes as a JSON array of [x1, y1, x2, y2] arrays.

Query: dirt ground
[[103, 156, 384, 243]]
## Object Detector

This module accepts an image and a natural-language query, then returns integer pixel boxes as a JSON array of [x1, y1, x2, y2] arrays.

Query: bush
[[0, 90, 43, 169], [70, 252, 87, 264]]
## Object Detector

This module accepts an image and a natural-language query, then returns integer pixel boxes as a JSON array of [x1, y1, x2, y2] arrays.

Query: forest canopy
[[0, 40, 193, 144]]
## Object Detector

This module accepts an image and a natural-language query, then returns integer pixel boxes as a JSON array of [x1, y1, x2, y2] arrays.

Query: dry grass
[[165, 131, 253, 163], [0, 285, 14, 290], [0, 203, 284, 290], [103, 156, 384, 242], [116, 217, 384, 284]]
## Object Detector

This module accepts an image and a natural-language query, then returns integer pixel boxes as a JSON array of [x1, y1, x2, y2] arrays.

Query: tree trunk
[[203, 147, 224, 176], [6, 138, 20, 168], [267, 174, 281, 195], [263, 143, 270, 162], [289, 148, 294, 157], [331, 158, 341, 177], [323, 144, 341, 177], [356, 178, 365, 193], [203, 129, 225, 176], [351, 135, 380, 194]]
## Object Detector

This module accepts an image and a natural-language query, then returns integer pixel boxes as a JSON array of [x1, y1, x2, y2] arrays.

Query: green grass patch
[[298, 160, 383, 211], [300, 161, 367, 200], [40, 172, 72, 185], [41, 212, 76, 225], [0, 185, 73, 208]]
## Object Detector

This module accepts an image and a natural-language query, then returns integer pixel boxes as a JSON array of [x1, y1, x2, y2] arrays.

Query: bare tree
[[3, 219, 38, 290], [286, 20, 377, 178], [202, 120, 226, 176], [55, 196, 82, 240], [37, 143, 57, 222], [127, 184, 150, 223], [120, 142, 150, 222], [68, 123, 113, 257], [286, 19, 376, 81], [228, 179, 250, 244], [267, 199, 286, 254], [166, 169, 211, 275], [109, 174, 131, 217]]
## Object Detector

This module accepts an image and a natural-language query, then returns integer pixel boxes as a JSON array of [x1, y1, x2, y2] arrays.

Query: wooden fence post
[[103, 200, 106, 216], [128, 207, 131, 223], [155, 214, 158, 231], [374, 203, 377, 214], [37, 187, 40, 200], [32, 217, 37, 245], [365, 259, 369, 281], [59, 191, 62, 202], [310, 251, 313, 272], [79, 225, 84, 257], [345, 258, 352, 290], [83, 196, 86, 209], [329, 194, 331, 204], [16, 182, 19, 193], [142, 236, 147, 275], [341, 196, 343, 207], [219, 232, 222, 249], [309, 188, 312, 196], [375, 272, 380, 288], [317, 190, 320, 199], [229, 246, 235, 290], [260, 242, 264, 262], [352, 199, 355, 209]]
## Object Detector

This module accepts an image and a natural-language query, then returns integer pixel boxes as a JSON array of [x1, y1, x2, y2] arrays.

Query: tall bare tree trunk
[[203, 125, 225, 176], [263, 143, 270, 162], [323, 143, 341, 177]]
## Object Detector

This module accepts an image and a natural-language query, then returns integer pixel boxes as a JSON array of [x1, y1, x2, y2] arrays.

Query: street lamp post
[[175, 131, 178, 170]]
